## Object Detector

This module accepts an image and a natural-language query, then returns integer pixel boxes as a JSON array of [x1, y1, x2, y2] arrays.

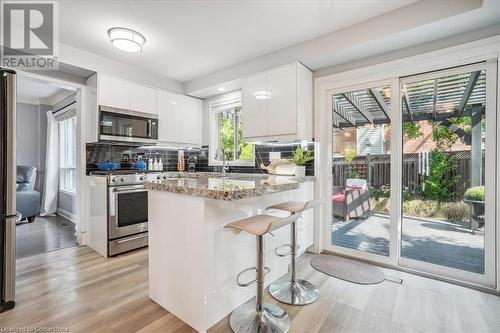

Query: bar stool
[[267, 200, 321, 305], [225, 213, 301, 333]]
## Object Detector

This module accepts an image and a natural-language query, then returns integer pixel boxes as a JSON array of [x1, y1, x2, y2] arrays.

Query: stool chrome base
[[268, 279, 319, 305], [229, 301, 290, 333]]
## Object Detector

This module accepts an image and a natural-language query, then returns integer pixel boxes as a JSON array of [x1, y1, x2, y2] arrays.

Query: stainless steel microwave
[[99, 105, 158, 144]]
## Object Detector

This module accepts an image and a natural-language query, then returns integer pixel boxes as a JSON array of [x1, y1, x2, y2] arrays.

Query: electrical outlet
[[269, 152, 281, 160]]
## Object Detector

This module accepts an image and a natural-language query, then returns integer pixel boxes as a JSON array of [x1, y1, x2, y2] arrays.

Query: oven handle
[[113, 188, 147, 194], [116, 234, 148, 244]]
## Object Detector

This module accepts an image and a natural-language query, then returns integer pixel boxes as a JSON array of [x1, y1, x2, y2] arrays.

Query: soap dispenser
[[158, 157, 163, 171], [153, 157, 159, 171]]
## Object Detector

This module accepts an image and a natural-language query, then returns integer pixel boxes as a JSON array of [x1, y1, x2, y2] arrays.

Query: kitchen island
[[145, 172, 315, 333]]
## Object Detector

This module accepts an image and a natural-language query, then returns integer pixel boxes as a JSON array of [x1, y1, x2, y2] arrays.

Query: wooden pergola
[[331, 69, 486, 186]]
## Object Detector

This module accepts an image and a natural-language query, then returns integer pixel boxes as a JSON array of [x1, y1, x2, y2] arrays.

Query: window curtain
[[40, 110, 59, 216]]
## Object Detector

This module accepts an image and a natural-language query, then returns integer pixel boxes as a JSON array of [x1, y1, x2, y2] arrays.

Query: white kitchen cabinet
[[98, 74, 130, 110], [130, 83, 157, 114], [157, 90, 202, 145], [267, 64, 297, 136], [242, 62, 312, 141], [242, 72, 268, 138]]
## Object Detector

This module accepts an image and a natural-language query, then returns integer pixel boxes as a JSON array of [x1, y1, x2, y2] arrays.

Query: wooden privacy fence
[[332, 150, 485, 200]]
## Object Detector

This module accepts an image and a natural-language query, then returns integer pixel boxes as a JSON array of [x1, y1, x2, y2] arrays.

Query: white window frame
[[208, 91, 255, 167], [58, 114, 77, 194]]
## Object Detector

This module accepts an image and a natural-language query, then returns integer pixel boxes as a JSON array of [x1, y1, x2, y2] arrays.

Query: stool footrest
[[236, 266, 271, 287], [274, 243, 300, 257]]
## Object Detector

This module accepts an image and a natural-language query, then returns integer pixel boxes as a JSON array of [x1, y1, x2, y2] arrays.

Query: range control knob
[[157, 175, 162, 180], [120, 178, 125, 182], [139, 176, 145, 181], [162, 175, 168, 180], [111, 178, 117, 182]]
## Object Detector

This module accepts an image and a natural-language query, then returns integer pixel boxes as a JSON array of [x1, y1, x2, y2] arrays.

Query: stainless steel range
[[90, 170, 167, 256]]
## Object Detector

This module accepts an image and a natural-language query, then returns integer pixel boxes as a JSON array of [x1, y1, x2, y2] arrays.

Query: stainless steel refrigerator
[[0, 68, 16, 312]]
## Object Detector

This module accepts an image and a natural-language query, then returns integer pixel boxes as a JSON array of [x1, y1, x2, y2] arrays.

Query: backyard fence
[[332, 150, 485, 201]]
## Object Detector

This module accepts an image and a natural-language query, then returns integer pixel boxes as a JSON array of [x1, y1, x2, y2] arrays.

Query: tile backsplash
[[86, 143, 315, 176]]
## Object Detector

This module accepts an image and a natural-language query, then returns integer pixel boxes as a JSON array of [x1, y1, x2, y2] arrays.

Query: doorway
[[15, 75, 78, 259], [324, 62, 497, 287]]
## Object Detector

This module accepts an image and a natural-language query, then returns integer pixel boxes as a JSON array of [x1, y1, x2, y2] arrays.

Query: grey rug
[[310, 254, 385, 285]]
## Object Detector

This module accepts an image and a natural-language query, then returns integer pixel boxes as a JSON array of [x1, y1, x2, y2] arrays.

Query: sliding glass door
[[325, 61, 497, 287], [398, 62, 496, 286], [328, 81, 395, 263]]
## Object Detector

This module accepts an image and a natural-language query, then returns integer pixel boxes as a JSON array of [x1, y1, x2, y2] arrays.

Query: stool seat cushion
[[225, 214, 284, 236], [267, 201, 307, 213]]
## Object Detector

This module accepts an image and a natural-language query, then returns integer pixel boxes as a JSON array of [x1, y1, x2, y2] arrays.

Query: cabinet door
[[267, 64, 297, 136], [242, 73, 268, 138], [130, 83, 157, 114], [178, 95, 202, 145], [157, 90, 181, 143], [98, 75, 130, 110]]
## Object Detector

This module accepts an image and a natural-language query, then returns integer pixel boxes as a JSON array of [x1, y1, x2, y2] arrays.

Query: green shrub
[[464, 186, 485, 201], [403, 200, 438, 218], [423, 151, 460, 202], [370, 197, 390, 215], [442, 202, 470, 222]]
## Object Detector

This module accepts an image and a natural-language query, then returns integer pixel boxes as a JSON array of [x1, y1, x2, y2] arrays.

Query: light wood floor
[[1, 245, 499, 333]]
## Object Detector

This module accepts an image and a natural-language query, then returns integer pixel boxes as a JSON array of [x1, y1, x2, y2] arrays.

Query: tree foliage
[[219, 116, 253, 161], [423, 151, 460, 202]]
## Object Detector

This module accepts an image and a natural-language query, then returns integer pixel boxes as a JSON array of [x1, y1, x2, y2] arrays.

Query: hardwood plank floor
[[16, 215, 77, 259], [1, 245, 499, 333]]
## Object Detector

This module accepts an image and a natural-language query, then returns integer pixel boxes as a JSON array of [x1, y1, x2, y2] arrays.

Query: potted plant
[[463, 186, 485, 230], [291, 147, 313, 177]]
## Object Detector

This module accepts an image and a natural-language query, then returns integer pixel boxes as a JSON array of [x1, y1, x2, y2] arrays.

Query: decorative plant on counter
[[291, 147, 313, 177], [291, 147, 314, 165]]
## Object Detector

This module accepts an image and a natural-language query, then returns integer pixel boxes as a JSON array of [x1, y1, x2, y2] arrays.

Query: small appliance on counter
[[187, 155, 197, 172]]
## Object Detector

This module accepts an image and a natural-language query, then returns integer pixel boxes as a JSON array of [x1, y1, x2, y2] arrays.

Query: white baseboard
[[57, 208, 76, 223]]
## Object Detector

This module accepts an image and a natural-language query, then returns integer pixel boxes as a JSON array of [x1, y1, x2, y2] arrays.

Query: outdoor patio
[[331, 214, 485, 274]]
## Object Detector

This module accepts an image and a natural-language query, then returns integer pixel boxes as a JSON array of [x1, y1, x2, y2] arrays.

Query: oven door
[[109, 185, 148, 239], [99, 106, 158, 144]]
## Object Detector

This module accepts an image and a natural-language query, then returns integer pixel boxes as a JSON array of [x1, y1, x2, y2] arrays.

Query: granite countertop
[[144, 172, 315, 201]]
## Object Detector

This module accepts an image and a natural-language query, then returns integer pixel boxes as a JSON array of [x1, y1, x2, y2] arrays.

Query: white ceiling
[[58, 0, 416, 82], [17, 75, 74, 105]]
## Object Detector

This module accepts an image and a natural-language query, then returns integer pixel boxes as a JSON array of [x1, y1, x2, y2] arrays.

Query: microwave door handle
[[147, 119, 152, 138]]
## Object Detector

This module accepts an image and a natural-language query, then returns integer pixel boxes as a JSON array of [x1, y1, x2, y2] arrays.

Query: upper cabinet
[[242, 62, 312, 141], [130, 83, 157, 114], [98, 75, 130, 110], [97, 74, 157, 114], [157, 90, 203, 146], [86, 73, 202, 145]]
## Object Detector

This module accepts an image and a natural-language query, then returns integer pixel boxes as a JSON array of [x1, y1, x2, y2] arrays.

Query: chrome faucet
[[216, 147, 229, 176]]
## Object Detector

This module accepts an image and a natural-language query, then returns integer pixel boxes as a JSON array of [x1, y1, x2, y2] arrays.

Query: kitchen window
[[59, 117, 76, 193], [209, 92, 254, 166]]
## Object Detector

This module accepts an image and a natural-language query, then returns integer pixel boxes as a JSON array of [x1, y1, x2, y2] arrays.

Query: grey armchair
[[16, 165, 41, 222]]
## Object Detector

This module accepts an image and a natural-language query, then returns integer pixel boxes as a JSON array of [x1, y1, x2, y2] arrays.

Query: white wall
[[16, 102, 49, 192]]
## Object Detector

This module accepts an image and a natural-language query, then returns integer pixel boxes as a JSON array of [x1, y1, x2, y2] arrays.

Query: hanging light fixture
[[108, 27, 146, 53]]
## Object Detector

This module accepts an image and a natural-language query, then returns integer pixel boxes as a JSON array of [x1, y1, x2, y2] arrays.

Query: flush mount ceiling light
[[217, 87, 226, 92], [254, 90, 271, 100], [108, 27, 146, 53]]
